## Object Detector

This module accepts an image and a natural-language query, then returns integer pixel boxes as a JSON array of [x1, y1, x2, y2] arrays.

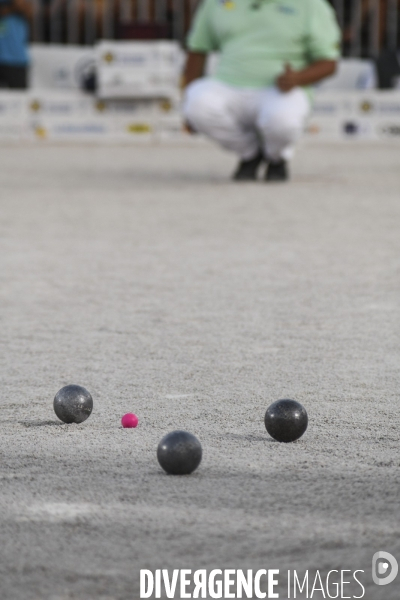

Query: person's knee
[[258, 110, 302, 143], [184, 81, 231, 132]]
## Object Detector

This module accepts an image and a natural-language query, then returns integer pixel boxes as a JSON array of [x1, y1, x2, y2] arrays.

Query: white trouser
[[183, 78, 310, 161]]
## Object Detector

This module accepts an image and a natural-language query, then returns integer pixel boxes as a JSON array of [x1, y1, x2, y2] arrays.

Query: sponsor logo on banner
[[359, 98, 400, 115], [305, 123, 321, 134], [380, 123, 400, 136], [52, 124, 106, 134], [31, 120, 108, 138], [30, 100, 41, 112], [95, 100, 107, 112], [93, 99, 159, 115], [160, 99, 173, 113], [312, 101, 341, 115], [126, 123, 153, 134], [344, 121, 359, 135], [377, 102, 400, 113], [103, 52, 114, 64], [103, 51, 148, 66], [34, 126, 47, 139], [342, 120, 372, 137], [29, 97, 90, 116], [360, 100, 374, 113]]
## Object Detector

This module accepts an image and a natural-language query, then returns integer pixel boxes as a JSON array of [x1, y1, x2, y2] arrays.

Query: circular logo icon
[[30, 100, 41, 112], [344, 121, 359, 135], [360, 101, 373, 113], [103, 52, 114, 64], [372, 552, 398, 586]]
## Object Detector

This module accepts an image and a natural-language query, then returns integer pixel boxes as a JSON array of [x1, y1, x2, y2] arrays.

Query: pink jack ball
[[121, 413, 139, 429]]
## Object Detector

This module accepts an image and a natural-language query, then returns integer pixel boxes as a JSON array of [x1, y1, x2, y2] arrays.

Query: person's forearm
[[294, 60, 337, 87], [276, 60, 337, 92], [183, 52, 207, 88]]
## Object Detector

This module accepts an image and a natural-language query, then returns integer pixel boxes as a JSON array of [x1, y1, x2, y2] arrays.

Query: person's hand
[[276, 64, 300, 93]]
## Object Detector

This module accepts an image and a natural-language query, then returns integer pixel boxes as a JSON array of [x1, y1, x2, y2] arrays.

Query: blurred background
[[1, 0, 400, 141], [25, 0, 400, 60]]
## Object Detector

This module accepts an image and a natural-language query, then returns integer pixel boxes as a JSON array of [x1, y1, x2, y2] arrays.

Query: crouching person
[[183, 0, 340, 182]]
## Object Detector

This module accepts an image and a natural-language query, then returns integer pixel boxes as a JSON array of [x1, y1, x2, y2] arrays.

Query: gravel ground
[[0, 141, 399, 600]]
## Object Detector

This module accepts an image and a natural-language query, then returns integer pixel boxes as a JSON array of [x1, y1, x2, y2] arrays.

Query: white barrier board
[[308, 91, 400, 141], [30, 44, 96, 91], [1, 90, 400, 142], [96, 41, 182, 100]]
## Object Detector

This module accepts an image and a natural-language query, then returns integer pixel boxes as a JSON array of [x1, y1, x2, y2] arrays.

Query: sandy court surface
[[0, 141, 399, 600]]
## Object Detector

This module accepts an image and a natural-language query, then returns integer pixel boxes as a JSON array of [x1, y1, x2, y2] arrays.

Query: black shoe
[[233, 152, 264, 181], [265, 160, 288, 182]]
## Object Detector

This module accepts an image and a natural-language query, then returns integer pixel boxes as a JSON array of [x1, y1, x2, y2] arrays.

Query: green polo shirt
[[187, 0, 341, 89]]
